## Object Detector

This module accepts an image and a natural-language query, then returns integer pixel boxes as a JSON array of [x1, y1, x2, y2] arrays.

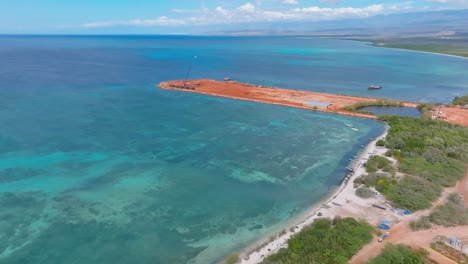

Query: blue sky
[[1, 0, 467, 33]]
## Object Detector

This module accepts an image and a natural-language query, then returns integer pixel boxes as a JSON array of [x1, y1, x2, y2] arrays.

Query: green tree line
[[356, 116, 468, 211]]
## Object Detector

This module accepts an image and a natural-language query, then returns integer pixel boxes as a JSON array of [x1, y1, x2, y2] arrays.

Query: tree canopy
[[261, 217, 373, 264]]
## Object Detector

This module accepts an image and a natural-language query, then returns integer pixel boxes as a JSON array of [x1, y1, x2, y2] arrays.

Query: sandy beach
[[240, 126, 404, 264], [240, 128, 468, 264]]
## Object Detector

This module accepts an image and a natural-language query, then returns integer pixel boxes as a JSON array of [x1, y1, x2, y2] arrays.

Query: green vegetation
[[417, 103, 437, 119], [279, 229, 287, 236], [376, 139, 385, 147], [355, 187, 374, 199], [452, 95, 468, 106], [356, 172, 441, 210], [385, 175, 441, 210], [410, 216, 432, 231], [371, 115, 468, 210], [369, 38, 468, 58], [342, 99, 405, 113], [399, 158, 465, 187], [412, 192, 468, 231], [354, 173, 393, 190], [261, 217, 373, 264], [225, 253, 240, 264], [430, 193, 468, 227], [364, 156, 392, 173], [367, 244, 427, 264]]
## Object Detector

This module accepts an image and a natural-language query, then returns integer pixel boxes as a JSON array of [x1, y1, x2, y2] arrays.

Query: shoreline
[[239, 126, 390, 264], [340, 38, 468, 60], [366, 42, 468, 61]]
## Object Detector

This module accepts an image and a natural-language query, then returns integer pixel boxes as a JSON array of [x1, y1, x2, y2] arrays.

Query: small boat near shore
[[345, 123, 353, 127], [351, 127, 359, 131], [368, 85, 383, 90], [332, 202, 343, 207]]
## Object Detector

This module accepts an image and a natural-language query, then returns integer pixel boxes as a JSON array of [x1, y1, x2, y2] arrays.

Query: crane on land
[[183, 56, 197, 89], [185, 55, 197, 80]]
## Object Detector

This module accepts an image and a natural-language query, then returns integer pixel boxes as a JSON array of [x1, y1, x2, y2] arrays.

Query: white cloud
[[426, 0, 468, 6], [292, 4, 384, 18], [320, 0, 341, 4], [82, 16, 186, 28], [215, 6, 228, 15], [281, 0, 299, 5], [237, 3, 256, 13], [79, 2, 415, 28]]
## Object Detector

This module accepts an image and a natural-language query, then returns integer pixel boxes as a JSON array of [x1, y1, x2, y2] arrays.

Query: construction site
[[158, 79, 468, 127]]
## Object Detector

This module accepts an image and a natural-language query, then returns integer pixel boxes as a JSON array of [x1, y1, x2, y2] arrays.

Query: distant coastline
[[367, 42, 468, 59]]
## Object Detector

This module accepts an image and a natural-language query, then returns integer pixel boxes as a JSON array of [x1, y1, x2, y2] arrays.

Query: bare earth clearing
[[351, 169, 468, 264]]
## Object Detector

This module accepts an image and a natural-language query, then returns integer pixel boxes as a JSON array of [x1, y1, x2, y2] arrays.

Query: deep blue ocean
[[0, 36, 466, 264]]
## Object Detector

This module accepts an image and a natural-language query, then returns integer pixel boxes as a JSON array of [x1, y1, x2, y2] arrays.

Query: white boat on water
[[351, 128, 359, 131], [345, 123, 353, 127]]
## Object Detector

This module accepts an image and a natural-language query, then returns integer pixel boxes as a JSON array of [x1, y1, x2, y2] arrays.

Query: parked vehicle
[[378, 232, 390, 242]]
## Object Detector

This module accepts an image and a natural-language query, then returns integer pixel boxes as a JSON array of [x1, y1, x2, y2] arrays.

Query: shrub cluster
[[374, 116, 468, 210], [368, 244, 426, 264], [376, 139, 385, 147], [429, 193, 468, 227], [364, 156, 393, 173], [355, 187, 374, 199], [354, 173, 394, 193], [452, 94, 468, 106], [410, 216, 432, 231], [261, 217, 373, 264], [342, 99, 405, 113]]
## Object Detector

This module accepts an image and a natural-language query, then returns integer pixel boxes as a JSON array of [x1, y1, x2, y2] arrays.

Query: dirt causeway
[[158, 79, 468, 127]]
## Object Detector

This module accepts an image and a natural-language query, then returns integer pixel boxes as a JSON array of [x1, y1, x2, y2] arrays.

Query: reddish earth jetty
[[158, 79, 468, 127]]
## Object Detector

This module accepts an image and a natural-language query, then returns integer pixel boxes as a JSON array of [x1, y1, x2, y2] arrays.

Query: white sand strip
[[240, 127, 390, 264]]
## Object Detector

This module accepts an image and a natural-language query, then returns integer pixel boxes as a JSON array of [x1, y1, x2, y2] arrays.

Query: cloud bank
[[80, 2, 416, 28]]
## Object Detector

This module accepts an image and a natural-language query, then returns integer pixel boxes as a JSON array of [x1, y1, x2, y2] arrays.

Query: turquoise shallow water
[[0, 35, 466, 263], [0, 87, 383, 263], [359, 106, 421, 117]]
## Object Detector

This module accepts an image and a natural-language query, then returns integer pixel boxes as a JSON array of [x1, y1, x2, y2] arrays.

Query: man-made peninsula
[[158, 79, 468, 127], [158, 79, 417, 119]]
